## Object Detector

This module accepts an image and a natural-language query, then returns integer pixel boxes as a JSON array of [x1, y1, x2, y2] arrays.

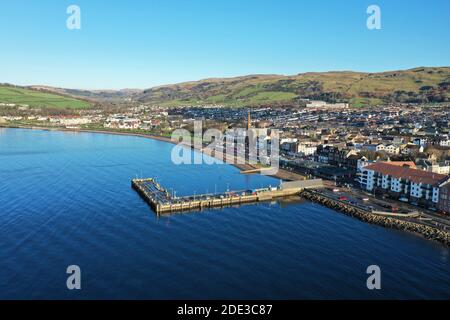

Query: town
[[1, 100, 449, 217]]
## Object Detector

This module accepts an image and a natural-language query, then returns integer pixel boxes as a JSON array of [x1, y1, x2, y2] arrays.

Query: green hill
[[2, 67, 448, 109], [0, 85, 91, 109], [137, 67, 450, 107]]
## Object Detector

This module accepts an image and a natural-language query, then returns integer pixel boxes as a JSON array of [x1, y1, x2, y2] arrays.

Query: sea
[[0, 128, 449, 299]]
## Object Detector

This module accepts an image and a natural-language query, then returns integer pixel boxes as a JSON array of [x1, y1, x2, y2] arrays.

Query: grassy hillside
[[29, 85, 141, 102], [137, 67, 450, 107], [3, 67, 448, 109], [0, 85, 91, 109]]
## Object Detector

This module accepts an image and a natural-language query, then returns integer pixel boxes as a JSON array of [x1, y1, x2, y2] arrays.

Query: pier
[[132, 178, 323, 215]]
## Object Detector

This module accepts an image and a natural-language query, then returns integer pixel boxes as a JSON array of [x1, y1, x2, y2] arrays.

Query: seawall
[[300, 189, 450, 246]]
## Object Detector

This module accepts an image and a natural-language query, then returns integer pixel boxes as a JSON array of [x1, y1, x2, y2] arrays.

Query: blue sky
[[1, 0, 449, 89]]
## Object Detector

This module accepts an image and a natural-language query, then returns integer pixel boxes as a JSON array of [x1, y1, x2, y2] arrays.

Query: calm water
[[0, 128, 449, 299]]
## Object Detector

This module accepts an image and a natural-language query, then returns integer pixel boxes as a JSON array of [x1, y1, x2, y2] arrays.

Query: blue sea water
[[0, 128, 449, 299]]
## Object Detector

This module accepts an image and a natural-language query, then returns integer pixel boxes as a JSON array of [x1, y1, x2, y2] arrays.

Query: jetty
[[131, 178, 324, 215]]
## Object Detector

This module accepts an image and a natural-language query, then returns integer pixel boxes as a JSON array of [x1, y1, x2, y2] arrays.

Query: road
[[321, 181, 450, 232]]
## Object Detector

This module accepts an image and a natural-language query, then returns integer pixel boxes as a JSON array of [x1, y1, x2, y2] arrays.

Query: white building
[[439, 139, 450, 147], [376, 144, 386, 152], [384, 144, 400, 155], [49, 117, 91, 126], [306, 100, 349, 109], [419, 161, 450, 175], [297, 144, 317, 156], [359, 162, 449, 207], [104, 116, 141, 130]]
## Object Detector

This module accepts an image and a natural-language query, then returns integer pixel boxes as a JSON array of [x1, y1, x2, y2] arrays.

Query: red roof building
[[359, 162, 449, 208], [364, 162, 447, 186]]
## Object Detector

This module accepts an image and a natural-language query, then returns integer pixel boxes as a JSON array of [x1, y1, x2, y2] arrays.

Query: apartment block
[[359, 162, 449, 209]]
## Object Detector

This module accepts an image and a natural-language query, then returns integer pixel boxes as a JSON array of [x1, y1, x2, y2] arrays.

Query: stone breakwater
[[300, 190, 450, 246]]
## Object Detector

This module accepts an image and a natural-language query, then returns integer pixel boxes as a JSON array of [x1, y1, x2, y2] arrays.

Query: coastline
[[301, 190, 450, 246], [0, 124, 305, 181], [2, 124, 449, 246]]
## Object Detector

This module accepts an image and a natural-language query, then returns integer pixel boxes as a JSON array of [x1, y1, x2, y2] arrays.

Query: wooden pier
[[132, 178, 323, 215]]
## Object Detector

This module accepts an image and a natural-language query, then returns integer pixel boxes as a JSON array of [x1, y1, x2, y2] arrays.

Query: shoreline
[[0, 124, 305, 181], [301, 190, 450, 246], [2, 124, 449, 246]]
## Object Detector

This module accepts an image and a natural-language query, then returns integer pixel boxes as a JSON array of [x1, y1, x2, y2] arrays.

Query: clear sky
[[1, 0, 449, 89]]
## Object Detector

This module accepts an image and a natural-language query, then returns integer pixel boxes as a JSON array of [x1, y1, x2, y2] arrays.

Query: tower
[[247, 110, 251, 130]]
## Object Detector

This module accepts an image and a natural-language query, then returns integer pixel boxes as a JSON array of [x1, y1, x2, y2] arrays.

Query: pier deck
[[132, 178, 323, 215]]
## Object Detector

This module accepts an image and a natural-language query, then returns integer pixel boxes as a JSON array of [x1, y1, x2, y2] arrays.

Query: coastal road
[[323, 184, 450, 232]]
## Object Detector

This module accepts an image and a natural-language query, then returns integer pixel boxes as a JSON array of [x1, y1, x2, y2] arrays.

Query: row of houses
[[314, 145, 360, 170], [314, 144, 450, 173], [48, 116, 92, 126], [281, 140, 318, 156], [104, 116, 141, 129]]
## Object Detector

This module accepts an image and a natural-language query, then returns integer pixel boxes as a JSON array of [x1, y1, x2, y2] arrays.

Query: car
[[362, 197, 369, 201], [339, 196, 348, 201], [333, 188, 340, 192]]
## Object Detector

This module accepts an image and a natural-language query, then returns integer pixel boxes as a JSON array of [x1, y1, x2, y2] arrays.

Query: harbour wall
[[300, 189, 450, 246]]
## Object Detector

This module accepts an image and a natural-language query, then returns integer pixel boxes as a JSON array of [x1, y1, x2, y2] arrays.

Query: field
[[0, 86, 91, 109], [136, 67, 450, 107]]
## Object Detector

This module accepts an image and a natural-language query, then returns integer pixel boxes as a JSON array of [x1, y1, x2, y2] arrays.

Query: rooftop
[[365, 162, 448, 186]]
